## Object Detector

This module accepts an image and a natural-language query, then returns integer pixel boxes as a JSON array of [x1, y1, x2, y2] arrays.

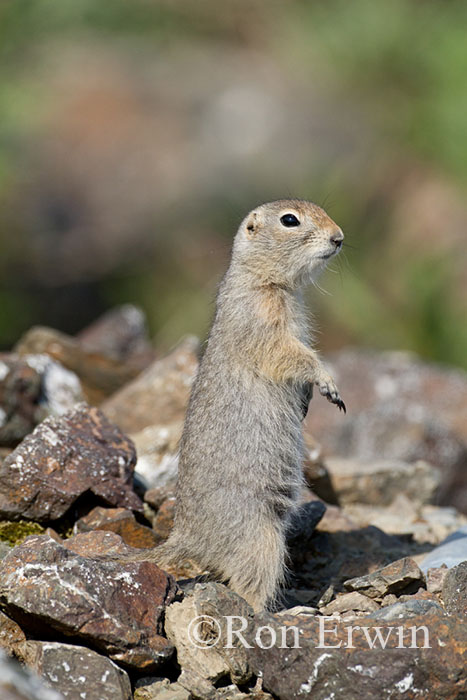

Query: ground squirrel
[[153, 200, 345, 611]]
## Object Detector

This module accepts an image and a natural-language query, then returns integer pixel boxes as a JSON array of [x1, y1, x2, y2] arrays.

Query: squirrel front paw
[[315, 371, 346, 413]]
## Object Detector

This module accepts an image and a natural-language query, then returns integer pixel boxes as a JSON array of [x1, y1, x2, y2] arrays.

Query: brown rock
[[15, 326, 142, 404], [306, 349, 467, 513], [442, 561, 467, 616], [0, 611, 26, 654], [247, 608, 467, 699], [344, 557, 425, 600], [102, 336, 199, 434], [326, 457, 440, 506], [77, 304, 154, 367], [74, 506, 161, 548], [0, 533, 176, 671], [134, 678, 191, 700], [15, 640, 132, 700], [0, 403, 142, 521], [145, 485, 176, 512], [151, 497, 176, 542], [164, 582, 252, 684], [62, 529, 132, 557]]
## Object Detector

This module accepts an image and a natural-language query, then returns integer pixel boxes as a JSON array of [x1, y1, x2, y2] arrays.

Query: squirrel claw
[[317, 376, 345, 413]]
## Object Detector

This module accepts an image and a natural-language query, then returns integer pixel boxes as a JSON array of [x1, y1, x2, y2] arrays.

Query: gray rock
[[425, 566, 449, 594], [177, 669, 216, 699], [420, 525, 467, 571], [164, 582, 252, 685], [342, 497, 467, 545], [442, 561, 467, 616], [15, 640, 132, 700], [326, 457, 440, 506], [307, 349, 467, 513], [0, 648, 63, 700], [369, 599, 442, 621], [131, 424, 181, 489], [0, 354, 83, 447], [0, 403, 142, 521], [320, 591, 379, 615], [344, 557, 425, 599], [247, 607, 466, 699]]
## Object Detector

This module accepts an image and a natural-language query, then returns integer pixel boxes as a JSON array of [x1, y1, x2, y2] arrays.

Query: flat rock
[[344, 557, 425, 599], [0, 403, 142, 521], [134, 678, 191, 700], [320, 591, 379, 615], [306, 349, 467, 513], [15, 326, 142, 404], [247, 607, 467, 699], [0, 353, 83, 446], [442, 561, 467, 616], [0, 648, 64, 700], [164, 582, 252, 684], [15, 640, 132, 700], [74, 506, 161, 548], [102, 336, 199, 435], [0, 532, 176, 671], [326, 457, 440, 506], [370, 598, 443, 621], [342, 497, 467, 544]]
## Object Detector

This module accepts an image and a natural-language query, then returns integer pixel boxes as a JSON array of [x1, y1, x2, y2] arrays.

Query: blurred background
[[1, 0, 466, 367]]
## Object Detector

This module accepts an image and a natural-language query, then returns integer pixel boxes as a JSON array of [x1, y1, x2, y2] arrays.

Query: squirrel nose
[[330, 230, 344, 249]]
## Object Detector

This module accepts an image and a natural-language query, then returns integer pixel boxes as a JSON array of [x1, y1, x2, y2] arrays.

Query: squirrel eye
[[280, 213, 300, 227]]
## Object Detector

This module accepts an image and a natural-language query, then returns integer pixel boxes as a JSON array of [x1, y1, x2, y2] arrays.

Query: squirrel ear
[[245, 212, 258, 237]]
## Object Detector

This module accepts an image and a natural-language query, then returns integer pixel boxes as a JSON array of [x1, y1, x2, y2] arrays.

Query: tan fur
[[145, 200, 345, 611]]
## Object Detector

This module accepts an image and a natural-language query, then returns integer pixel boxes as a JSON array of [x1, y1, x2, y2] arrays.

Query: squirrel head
[[234, 199, 344, 288]]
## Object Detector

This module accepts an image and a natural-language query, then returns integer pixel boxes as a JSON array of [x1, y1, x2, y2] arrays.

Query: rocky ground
[[0, 305, 465, 700]]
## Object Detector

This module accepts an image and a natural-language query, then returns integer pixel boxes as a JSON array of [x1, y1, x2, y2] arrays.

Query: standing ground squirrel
[[153, 200, 345, 611]]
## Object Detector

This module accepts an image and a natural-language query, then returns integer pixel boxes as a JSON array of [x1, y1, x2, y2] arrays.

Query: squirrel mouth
[[319, 250, 336, 260]]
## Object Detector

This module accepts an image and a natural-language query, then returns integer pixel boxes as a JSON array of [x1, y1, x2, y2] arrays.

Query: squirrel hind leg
[[225, 516, 287, 613]]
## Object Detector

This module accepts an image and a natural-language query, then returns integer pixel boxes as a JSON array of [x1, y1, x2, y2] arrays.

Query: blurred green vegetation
[[0, 0, 466, 369]]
